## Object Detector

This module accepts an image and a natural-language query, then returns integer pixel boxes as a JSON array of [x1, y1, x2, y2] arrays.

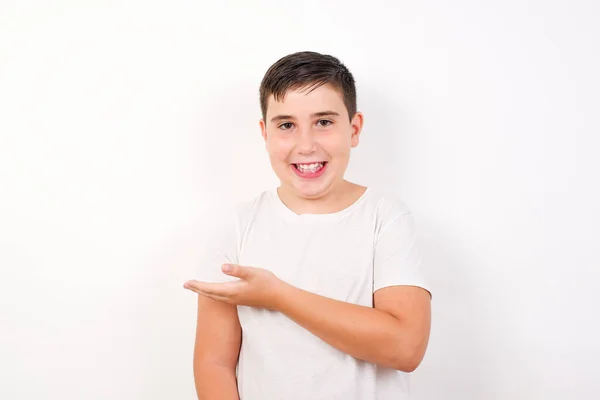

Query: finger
[[184, 280, 208, 293], [222, 264, 251, 279], [183, 283, 206, 295], [184, 280, 237, 297]]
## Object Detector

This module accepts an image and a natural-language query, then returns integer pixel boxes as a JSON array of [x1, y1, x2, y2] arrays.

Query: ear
[[350, 111, 364, 148], [259, 119, 268, 144]]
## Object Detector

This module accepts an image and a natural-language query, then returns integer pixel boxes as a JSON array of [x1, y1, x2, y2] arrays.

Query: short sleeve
[[373, 211, 431, 296], [196, 206, 241, 283]]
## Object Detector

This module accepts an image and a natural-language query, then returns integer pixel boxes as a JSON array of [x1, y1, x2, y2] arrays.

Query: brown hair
[[259, 51, 357, 122]]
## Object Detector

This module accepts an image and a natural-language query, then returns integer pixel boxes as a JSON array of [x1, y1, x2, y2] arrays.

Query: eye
[[316, 119, 333, 127], [278, 122, 294, 130]]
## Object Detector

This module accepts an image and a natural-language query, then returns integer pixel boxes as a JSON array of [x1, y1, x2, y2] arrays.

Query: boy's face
[[260, 83, 363, 200]]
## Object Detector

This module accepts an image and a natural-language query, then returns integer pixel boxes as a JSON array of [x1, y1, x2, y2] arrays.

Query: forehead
[[265, 83, 347, 120]]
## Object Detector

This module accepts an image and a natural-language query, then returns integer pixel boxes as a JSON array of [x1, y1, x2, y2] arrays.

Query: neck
[[277, 181, 367, 215]]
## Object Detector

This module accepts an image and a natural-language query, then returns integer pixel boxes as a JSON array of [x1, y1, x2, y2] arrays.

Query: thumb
[[222, 264, 250, 279]]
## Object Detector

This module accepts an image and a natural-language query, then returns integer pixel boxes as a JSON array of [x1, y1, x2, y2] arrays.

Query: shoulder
[[233, 190, 271, 221], [200, 191, 270, 231], [357, 187, 419, 242], [211, 190, 273, 235], [363, 187, 413, 223]]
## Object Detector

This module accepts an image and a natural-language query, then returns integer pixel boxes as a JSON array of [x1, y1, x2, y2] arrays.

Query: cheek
[[322, 134, 352, 156], [267, 139, 293, 162]]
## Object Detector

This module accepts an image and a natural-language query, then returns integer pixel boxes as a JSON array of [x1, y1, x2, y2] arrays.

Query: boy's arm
[[193, 294, 241, 399], [185, 265, 430, 373], [274, 283, 431, 372]]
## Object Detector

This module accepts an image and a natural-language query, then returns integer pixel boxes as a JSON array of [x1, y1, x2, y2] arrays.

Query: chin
[[278, 167, 339, 199], [293, 181, 334, 199]]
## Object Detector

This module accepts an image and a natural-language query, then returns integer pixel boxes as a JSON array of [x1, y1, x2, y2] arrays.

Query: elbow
[[389, 342, 427, 372], [392, 355, 421, 373], [394, 356, 424, 373], [398, 358, 421, 373], [390, 325, 430, 372]]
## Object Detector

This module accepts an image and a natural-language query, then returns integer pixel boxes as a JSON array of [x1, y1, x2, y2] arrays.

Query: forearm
[[274, 283, 419, 371], [194, 363, 239, 400]]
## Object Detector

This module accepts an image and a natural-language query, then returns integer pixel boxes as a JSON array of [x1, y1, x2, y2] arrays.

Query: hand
[[183, 264, 285, 310]]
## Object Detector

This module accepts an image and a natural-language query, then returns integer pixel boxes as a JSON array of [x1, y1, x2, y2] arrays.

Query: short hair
[[259, 51, 357, 122]]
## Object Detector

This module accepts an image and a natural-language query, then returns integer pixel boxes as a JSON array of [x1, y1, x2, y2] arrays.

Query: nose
[[296, 127, 317, 154]]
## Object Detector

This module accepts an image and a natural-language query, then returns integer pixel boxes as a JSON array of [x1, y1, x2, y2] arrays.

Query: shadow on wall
[[133, 211, 225, 399], [413, 229, 489, 400], [189, 79, 276, 201], [346, 82, 407, 192], [358, 82, 491, 399]]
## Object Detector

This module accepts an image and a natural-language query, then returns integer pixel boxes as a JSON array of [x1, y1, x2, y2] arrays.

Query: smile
[[291, 162, 328, 179]]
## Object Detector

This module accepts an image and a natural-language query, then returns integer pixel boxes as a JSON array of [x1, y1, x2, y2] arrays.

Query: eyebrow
[[270, 110, 340, 123]]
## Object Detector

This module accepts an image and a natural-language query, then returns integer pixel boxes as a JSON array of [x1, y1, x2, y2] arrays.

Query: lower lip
[[291, 163, 327, 179]]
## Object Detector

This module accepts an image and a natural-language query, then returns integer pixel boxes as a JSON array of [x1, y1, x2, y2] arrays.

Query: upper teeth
[[297, 162, 324, 172]]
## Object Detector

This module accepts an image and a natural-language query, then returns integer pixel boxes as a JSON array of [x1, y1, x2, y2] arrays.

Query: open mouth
[[291, 161, 328, 179], [292, 161, 327, 173]]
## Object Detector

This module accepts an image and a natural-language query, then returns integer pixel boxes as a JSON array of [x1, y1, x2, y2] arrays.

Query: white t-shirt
[[197, 187, 430, 400]]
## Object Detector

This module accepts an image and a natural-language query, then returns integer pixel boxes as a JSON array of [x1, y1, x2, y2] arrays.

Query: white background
[[1, 1, 599, 399]]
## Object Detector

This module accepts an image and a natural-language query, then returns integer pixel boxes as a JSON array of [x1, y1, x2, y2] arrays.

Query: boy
[[184, 51, 432, 399]]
